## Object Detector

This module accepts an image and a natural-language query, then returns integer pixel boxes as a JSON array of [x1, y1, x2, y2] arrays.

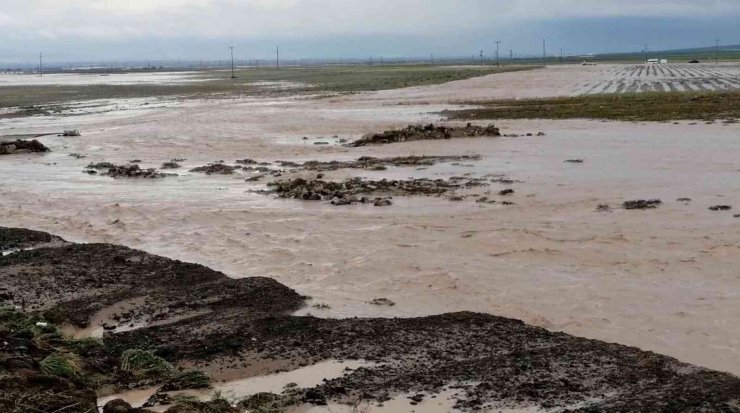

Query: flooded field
[[2, 65, 740, 412]]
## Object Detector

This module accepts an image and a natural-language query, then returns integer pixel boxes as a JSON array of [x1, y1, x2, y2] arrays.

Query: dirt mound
[[267, 177, 487, 202], [0, 241, 302, 329], [190, 163, 237, 175], [0, 226, 64, 251], [0, 139, 50, 155], [348, 123, 500, 147]]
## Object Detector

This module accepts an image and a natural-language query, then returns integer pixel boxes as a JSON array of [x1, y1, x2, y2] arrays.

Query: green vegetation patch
[[443, 91, 740, 122]]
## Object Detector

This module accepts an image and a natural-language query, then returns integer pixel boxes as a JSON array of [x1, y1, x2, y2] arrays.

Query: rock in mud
[[62, 129, 81, 137], [0, 139, 50, 155], [623, 199, 662, 210], [348, 123, 500, 147]]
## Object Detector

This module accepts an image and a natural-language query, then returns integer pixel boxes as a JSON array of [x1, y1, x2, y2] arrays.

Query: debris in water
[[709, 205, 732, 211], [623, 199, 662, 210], [368, 298, 396, 306], [62, 129, 81, 137]]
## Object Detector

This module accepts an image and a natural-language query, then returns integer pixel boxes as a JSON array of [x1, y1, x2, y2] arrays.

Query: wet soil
[[348, 123, 500, 147], [1, 227, 740, 412]]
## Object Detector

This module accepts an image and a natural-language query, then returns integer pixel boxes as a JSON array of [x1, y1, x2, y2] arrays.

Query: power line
[[229, 46, 236, 79], [495, 41, 501, 67], [542, 39, 546, 66], [715, 39, 720, 65]]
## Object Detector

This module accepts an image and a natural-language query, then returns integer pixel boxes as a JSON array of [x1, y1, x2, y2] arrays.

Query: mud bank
[[2, 226, 740, 412], [348, 123, 500, 147]]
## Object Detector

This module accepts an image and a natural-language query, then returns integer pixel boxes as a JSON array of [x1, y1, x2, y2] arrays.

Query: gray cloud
[[0, 1, 738, 62]]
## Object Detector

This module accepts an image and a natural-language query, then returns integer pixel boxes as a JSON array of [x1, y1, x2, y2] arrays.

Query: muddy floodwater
[[1, 62, 739, 394]]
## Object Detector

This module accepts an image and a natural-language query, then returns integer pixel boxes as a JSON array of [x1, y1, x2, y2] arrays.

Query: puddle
[[97, 359, 371, 411]]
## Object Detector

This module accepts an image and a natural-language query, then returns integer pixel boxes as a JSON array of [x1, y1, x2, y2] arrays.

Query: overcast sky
[[1, 0, 739, 63]]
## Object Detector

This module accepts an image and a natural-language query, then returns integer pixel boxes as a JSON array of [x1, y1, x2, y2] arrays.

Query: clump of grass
[[238, 392, 284, 412], [39, 352, 82, 378], [120, 349, 174, 379], [159, 370, 211, 391]]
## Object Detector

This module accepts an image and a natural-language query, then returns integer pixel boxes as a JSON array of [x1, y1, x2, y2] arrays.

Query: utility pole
[[480, 50, 484, 66], [510, 49, 513, 65], [495, 41, 501, 67], [430, 53, 434, 65], [276, 46, 280, 70], [542, 39, 546, 66], [644, 44, 648, 63], [39, 53, 43, 77], [229, 46, 236, 78], [715, 39, 720, 65], [560, 48, 563, 64]]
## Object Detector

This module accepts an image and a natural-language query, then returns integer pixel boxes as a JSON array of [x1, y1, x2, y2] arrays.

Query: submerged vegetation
[[0, 306, 213, 413], [443, 91, 740, 122]]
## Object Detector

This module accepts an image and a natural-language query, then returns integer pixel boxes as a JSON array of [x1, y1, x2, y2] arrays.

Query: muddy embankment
[[1, 226, 740, 413]]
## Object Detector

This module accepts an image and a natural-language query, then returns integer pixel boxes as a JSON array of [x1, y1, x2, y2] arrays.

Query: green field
[[443, 91, 740, 122]]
